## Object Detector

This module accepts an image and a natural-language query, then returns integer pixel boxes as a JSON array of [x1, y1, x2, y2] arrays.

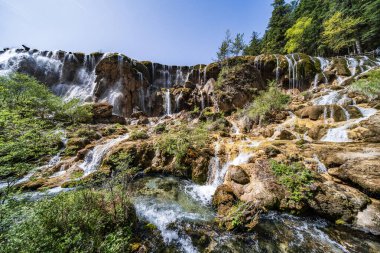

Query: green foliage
[[107, 151, 136, 173], [322, 12, 363, 53], [0, 73, 93, 195], [231, 33, 245, 56], [153, 124, 166, 134], [155, 122, 209, 168], [270, 160, 314, 202], [0, 189, 135, 252], [244, 82, 290, 122], [285, 17, 313, 53], [243, 31, 262, 56], [216, 30, 232, 63], [129, 130, 149, 141], [350, 69, 380, 100], [261, 0, 293, 54], [56, 99, 93, 124]]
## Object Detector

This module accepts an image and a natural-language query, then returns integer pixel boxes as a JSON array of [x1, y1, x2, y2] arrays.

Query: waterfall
[[274, 54, 280, 83], [285, 55, 295, 89], [200, 92, 205, 110], [203, 65, 207, 84], [175, 91, 183, 112], [80, 133, 130, 176], [316, 57, 330, 84], [347, 57, 359, 76], [313, 155, 327, 173], [321, 106, 376, 142], [137, 71, 146, 112], [185, 141, 252, 205], [164, 89, 172, 115]]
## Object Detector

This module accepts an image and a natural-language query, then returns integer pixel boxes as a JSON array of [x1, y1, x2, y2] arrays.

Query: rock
[[212, 184, 237, 216], [296, 105, 324, 120], [354, 198, 380, 235], [329, 159, 380, 198], [92, 102, 113, 118], [214, 62, 265, 113], [357, 112, 380, 142], [229, 166, 250, 185], [276, 129, 296, 140], [296, 105, 347, 122], [329, 58, 351, 76], [235, 161, 284, 209], [308, 181, 370, 222]]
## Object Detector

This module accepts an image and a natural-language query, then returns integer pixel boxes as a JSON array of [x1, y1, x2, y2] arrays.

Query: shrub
[[244, 82, 290, 123], [350, 68, 380, 100], [129, 130, 149, 140], [155, 122, 209, 168], [270, 160, 314, 202], [0, 189, 136, 252]]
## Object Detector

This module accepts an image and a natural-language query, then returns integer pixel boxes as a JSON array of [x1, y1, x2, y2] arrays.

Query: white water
[[321, 106, 377, 142], [164, 89, 172, 115], [313, 155, 327, 173], [185, 142, 252, 205], [80, 133, 130, 176], [134, 197, 201, 253]]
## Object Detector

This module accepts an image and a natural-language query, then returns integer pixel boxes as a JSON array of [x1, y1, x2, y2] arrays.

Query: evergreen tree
[[261, 0, 293, 54], [231, 33, 245, 56], [362, 0, 380, 50], [216, 30, 232, 63], [243, 32, 262, 56]]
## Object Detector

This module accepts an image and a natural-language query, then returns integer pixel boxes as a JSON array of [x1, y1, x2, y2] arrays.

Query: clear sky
[[0, 0, 274, 65]]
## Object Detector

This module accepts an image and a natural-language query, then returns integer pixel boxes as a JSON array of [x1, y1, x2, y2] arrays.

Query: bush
[[155, 122, 209, 168], [244, 82, 290, 123], [350, 68, 380, 100], [270, 160, 314, 202], [0, 189, 136, 252], [129, 130, 149, 140]]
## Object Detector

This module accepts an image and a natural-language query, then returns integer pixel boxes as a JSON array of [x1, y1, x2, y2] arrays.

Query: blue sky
[[0, 0, 274, 65]]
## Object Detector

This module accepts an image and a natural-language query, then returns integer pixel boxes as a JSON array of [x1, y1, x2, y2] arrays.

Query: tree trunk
[[355, 39, 362, 55]]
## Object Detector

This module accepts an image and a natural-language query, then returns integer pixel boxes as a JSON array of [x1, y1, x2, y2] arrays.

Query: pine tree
[[261, 0, 293, 54], [231, 33, 245, 56], [216, 30, 232, 64], [243, 32, 262, 56]]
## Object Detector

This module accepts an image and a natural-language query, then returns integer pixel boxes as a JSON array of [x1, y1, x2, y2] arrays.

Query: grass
[[155, 122, 209, 169], [350, 68, 380, 100], [244, 82, 290, 123]]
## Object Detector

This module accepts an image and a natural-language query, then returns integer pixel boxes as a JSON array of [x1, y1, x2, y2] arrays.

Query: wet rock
[[329, 159, 380, 198], [229, 166, 250, 185], [357, 112, 380, 142], [354, 198, 380, 235], [296, 105, 324, 120], [214, 62, 265, 113], [276, 129, 296, 140], [308, 181, 370, 222], [212, 184, 237, 216], [329, 58, 351, 76]]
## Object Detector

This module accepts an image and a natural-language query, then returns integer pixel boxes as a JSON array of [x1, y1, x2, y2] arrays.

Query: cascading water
[[80, 133, 130, 176], [321, 105, 377, 142], [164, 89, 172, 115]]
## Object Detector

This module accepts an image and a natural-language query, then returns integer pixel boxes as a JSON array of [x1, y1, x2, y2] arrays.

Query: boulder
[[212, 184, 237, 216], [276, 129, 296, 140], [329, 159, 380, 197], [354, 198, 380, 235], [308, 181, 370, 222], [229, 166, 250, 185], [214, 62, 265, 113]]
